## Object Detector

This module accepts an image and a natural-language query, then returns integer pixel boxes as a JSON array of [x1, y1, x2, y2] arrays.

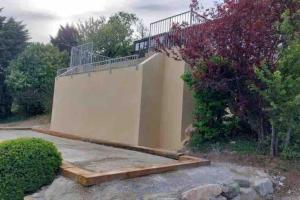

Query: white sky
[[0, 0, 217, 43]]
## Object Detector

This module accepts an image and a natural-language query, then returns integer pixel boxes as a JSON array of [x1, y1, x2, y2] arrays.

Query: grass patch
[[225, 139, 260, 155], [192, 137, 265, 155]]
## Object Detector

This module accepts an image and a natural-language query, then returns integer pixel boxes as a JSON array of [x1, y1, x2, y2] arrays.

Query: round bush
[[0, 138, 62, 200]]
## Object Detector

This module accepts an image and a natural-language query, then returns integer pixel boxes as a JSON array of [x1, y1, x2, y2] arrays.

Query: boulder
[[240, 188, 259, 200], [182, 184, 223, 200], [222, 182, 240, 199], [232, 195, 241, 200], [234, 179, 251, 188], [253, 178, 274, 197]]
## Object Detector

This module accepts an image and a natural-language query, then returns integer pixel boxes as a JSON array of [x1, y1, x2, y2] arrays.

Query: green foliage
[[50, 24, 80, 55], [252, 30, 300, 158], [281, 145, 300, 160], [191, 138, 262, 155], [182, 69, 239, 149], [6, 43, 68, 115], [0, 9, 29, 118], [77, 12, 138, 57], [0, 138, 62, 200], [0, 114, 27, 124]]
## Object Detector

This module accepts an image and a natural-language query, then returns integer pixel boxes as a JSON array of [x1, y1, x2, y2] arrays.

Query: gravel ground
[[28, 162, 272, 200]]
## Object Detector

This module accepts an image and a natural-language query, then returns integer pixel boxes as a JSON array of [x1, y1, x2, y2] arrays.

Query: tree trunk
[[270, 119, 277, 158], [259, 117, 265, 143], [285, 127, 292, 149]]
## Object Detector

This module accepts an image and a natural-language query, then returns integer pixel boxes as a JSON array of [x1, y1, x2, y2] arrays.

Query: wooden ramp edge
[[61, 156, 210, 186]]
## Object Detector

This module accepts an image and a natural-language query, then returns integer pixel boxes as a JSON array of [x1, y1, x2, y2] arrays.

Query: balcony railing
[[57, 54, 142, 77], [134, 10, 202, 54]]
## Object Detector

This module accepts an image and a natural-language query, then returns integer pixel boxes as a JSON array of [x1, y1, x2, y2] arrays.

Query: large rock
[[240, 188, 259, 200], [232, 195, 241, 200], [253, 178, 274, 197], [222, 182, 240, 199], [234, 179, 251, 188], [182, 184, 223, 200]]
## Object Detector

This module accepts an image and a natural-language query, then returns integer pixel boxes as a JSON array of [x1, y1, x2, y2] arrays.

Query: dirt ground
[[0, 114, 50, 128], [191, 151, 300, 199]]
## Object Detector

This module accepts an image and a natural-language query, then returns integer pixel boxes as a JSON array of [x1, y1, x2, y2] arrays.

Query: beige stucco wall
[[51, 53, 194, 150], [158, 56, 187, 150], [51, 67, 143, 146], [138, 54, 165, 147]]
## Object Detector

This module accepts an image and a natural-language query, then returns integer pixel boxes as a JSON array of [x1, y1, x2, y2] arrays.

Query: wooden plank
[[60, 161, 94, 182], [79, 158, 209, 186]]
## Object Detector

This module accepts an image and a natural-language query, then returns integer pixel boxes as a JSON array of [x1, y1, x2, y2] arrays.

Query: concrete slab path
[[0, 130, 176, 173]]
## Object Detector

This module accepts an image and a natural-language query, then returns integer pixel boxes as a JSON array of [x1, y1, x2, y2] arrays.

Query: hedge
[[0, 138, 62, 200]]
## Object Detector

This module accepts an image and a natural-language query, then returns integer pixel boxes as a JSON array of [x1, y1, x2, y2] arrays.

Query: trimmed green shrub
[[0, 138, 62, 200]]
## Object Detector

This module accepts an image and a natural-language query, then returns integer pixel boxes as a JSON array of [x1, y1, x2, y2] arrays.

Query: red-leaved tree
[[158, 0, 298, 141]]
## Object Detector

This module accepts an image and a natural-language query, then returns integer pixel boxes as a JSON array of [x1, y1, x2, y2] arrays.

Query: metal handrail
[[57, 54, 141, 77], [148, 10, 202, 50]]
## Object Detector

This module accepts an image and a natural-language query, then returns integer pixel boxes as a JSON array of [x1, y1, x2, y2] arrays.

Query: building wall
[[158, 56, 187, 150], [138, 54, 165, 147], [50, 53, 194, 150], [50, 67, 143, 146], [181, 78, 195, 140]]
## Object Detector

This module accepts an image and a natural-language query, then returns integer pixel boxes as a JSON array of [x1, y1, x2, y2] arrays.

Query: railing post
[[190, 8, 193, 25], [109, 59, 112, 74], [148, 24, 152, 53]]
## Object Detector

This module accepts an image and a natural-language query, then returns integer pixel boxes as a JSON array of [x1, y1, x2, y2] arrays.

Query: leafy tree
[[6, 43, 68, 115], [0, 8, 28, 118], [50, 24, 79, 55], [77, 17, 106, 42], [253, 9, 300, 157], [159, 0, 299, 154], [77, 12, 138, 57]]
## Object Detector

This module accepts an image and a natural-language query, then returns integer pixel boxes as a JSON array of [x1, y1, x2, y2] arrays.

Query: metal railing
[[57, 54, 142, 77], [147, 10, 202, 50]]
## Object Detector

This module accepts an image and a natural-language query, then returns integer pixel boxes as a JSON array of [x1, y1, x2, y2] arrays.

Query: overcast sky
[[0, 0, 217, 43]]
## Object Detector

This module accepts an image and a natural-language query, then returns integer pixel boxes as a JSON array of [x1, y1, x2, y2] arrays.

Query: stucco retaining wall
[[51, 53, 193, 150]]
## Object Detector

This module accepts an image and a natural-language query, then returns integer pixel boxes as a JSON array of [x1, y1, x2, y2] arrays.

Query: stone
[[142, 192, 179, 200], [234, 179, 251, 188], [182, 184, 223, 200], [24, 197, 34, 200], [240, 188, 259, 200], [253, 178, 274, 197], [222, 182, 240, 199], [279, 176, 286, 182], [232, 195, 241, 200], [185, 124, 197, 136], [264, 194, 274, 200], [210, 196, 227, 200]]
